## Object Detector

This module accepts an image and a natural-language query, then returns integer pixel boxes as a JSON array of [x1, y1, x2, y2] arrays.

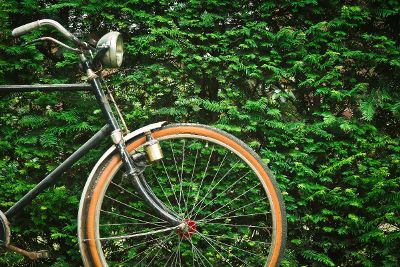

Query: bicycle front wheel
[[79, 124, 286, 266]]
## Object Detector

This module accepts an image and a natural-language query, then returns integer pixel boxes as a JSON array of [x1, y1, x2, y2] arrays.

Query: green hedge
[[0, 0, 399, 266]]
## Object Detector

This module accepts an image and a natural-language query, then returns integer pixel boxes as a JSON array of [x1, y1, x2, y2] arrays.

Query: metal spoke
[[192, 246, 205, 267], [119, 239, 155, 265], [124, 233, 173, 266], [201, 212, 270, 223], [184, 147, 200, 216], [189, 151, 228, 215], [188, 158, 240, 218], [100, 209, 171, 228], [108, 234, 168, 255], [178, 140, 187, 216], [196, 230, 234, 267], [187, 145, 215, 218], [89, 224, 180, 241], [171, 238, 183, 267], [171, 242, 178, 267], [189, 239, 213, 267], [146, 243, 165, 267], [203, 232, 249, 266], [164, 245, 178, 267], [100, 221, 168, 227], [198, 231, 249, 266], [110, 181, 139, 198], [149, 167, 180, 217], [192, 245, 209, 267], [177, 238, 182, 267], [161, 159, 182, 214], [134, 232, 174, 266], [200, 183, 260, 221], [169, 141, 184, 215], [201, 232, 262, 257], [204, 233, 272, 246], [198, 196, 269, 223], [104, 194, 165, 222], [180, 241, 184, 267], [200, 221, 271, 229], [190, 239, 196, 267], [193, 170, 252, 220]]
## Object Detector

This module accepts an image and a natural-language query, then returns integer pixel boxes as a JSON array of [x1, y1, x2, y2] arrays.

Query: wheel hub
[[177, 219, 197, 239]]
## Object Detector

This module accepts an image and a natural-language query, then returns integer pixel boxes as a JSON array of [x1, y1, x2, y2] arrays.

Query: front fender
[[77, 121, 167, 266]]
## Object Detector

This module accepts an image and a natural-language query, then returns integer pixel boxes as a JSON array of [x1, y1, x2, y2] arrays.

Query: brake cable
[[101, 77, 130, 134]]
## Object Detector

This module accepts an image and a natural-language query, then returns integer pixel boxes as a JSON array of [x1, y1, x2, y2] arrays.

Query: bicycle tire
[[79, 124, 287, 266]]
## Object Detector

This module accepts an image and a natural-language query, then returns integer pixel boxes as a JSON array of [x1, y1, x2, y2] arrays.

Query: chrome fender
[[77, 121, 166, 266]]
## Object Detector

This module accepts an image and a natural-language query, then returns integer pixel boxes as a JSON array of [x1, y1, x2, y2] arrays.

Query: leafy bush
[[0, 0, 399, 266]]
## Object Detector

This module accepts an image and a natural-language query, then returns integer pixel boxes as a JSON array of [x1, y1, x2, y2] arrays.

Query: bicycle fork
[[83, 57, 182, 227]]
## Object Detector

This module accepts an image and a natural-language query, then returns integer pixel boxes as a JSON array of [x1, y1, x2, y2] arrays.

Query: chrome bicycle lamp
[[96, 32, 123, 68]]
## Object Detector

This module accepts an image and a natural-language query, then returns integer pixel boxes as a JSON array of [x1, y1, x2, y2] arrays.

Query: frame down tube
[[5, 125, 112, 219]]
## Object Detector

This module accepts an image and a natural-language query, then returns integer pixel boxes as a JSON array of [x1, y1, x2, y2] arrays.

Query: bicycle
[[0, 19, 287, 266]]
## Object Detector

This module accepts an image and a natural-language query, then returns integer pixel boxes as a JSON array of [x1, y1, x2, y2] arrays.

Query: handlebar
[[12, 19, 89, 49], [12, 21, 42, 37]]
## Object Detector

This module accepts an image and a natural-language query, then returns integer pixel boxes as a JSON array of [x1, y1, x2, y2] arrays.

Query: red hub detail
[[177, 219, 197, 239]]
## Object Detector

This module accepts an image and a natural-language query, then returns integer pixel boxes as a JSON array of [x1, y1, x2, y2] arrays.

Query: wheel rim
[[86, 127, 283, 266]]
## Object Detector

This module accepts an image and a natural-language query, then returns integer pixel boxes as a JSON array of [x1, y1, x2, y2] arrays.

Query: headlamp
[[96, 32, 123, 68]]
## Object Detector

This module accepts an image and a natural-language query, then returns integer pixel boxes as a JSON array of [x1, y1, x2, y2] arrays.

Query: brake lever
[[22, 38, 42, 46], [22, 37, 80, 52]]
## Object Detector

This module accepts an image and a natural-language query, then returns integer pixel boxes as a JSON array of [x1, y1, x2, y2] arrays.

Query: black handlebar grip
[[12, 21, 40, 37]]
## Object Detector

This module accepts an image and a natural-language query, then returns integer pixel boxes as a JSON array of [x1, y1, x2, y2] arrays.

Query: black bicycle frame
[[0, 83, 109, 218], [0, 60, 181, 226], [0, 83, 93, 93], [4, 124, 112, 218]]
